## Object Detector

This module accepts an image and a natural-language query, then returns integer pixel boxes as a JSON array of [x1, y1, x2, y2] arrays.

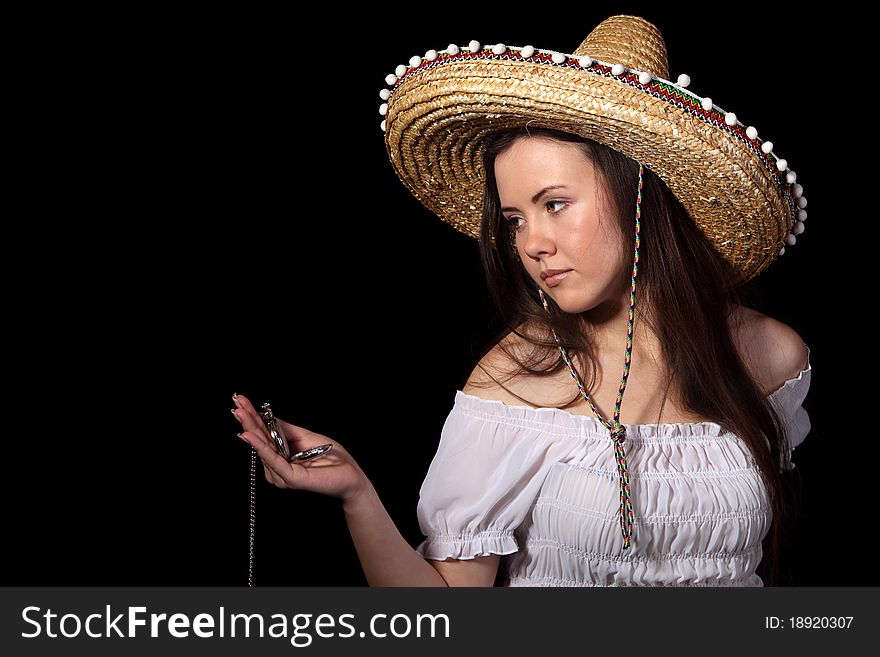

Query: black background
[[7, 3, 866, 586]]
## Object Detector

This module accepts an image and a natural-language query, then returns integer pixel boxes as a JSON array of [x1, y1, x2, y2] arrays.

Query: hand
[[231, 393, 370, 503]]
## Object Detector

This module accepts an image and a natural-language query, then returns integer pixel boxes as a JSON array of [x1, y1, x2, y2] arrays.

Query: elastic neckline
[[454, 390, 726, 439], [454, 346, 811, 440]]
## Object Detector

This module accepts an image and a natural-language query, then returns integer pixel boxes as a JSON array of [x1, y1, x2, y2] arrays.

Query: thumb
[[277, 417, 332, 448]]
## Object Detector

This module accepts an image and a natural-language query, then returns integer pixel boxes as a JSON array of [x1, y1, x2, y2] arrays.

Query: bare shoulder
[[461, 323, 539, 402], [731, 305, 809, 397], [461, 329, 520, 399]]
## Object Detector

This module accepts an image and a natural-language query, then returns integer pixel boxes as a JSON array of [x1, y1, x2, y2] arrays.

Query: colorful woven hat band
[[379, 15, 807, 284]]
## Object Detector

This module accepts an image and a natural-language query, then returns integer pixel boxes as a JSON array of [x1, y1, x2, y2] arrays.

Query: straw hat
[[379, 15, 807, 284]]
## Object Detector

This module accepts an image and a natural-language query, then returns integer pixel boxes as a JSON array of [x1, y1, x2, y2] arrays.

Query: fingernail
[[231, 408, 240, 420], [237, 432, 250, 444], [232, 393, 242, 408]]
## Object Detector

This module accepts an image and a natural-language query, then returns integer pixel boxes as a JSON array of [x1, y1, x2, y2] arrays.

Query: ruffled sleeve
[[768, 345, 812, 471], [414, 393, 582, 561]]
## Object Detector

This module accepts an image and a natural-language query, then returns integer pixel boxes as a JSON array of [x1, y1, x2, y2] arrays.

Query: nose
[[522, 216, 557, 260]]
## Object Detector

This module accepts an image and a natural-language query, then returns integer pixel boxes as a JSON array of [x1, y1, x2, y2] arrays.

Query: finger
[[263, 461, 283, 487], [239, 430, 291, 475], [231, 400, 268, 436], [232, 392, 255, 413], [232, 409, 268, 441], [239, 434, 298, 488], [260, 455, 286, 487], [258, 447, 318, 491], [230, 395, 273, 445], [238, 439, 279, 487], [232, 393, 266, 427], [235, 415, 272, 452], [276, 417, 332, 450]]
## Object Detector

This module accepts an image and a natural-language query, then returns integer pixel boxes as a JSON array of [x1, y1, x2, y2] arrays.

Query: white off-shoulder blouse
[[414, 349, 812, 587]]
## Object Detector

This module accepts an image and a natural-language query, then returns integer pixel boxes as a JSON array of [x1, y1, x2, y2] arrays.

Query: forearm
[[342, 482, 447, 587]]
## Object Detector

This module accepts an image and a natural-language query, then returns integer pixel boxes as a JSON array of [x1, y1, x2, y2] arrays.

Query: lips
[[540, 268, 572, 280], [543, 270, 572, 287]]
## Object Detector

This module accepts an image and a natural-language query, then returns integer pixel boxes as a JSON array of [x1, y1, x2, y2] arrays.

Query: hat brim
[[385, 53, 796, 284]]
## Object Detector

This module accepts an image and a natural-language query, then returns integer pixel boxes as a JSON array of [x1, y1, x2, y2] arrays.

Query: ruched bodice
[[414, 350, 812, 587]]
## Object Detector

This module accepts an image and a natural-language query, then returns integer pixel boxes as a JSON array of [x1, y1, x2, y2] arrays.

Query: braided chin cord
[[537, 162, 643, 550]]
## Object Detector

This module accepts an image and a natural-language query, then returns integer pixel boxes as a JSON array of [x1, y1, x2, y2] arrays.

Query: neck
[[580, 290, 661, 365]]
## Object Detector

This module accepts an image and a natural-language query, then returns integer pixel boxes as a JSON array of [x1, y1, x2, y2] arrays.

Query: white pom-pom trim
[[779, 247, 786, 256], [793, 221, 805, 235], [798, 210, 807, 222], [786, 234, 797, 246], [380, 119, 386, 132], [793, 183, 803, 198], [379, 45, 802, 200]]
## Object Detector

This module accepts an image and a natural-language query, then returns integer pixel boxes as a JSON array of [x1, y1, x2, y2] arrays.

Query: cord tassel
[[610, 424, 634, 549]]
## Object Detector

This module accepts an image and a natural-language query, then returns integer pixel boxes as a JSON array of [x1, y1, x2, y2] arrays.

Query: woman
[[232, 15, 811, 586]]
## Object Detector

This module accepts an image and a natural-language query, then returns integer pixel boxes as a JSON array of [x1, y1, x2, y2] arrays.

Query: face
[[495, 136, 627, 315]]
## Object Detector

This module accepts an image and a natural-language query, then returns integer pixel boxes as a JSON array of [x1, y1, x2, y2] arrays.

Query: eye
[[546, 200, 567, 213], [505, 215, 524, 230]]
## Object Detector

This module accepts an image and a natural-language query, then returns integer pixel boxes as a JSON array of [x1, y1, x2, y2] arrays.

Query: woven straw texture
[[384, 15, 797, 284]]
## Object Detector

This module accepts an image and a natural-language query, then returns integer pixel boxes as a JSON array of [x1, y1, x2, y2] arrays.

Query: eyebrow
[[500, 185, 568, 214]]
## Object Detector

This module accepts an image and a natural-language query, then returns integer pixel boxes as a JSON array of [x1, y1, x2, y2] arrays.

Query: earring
[[538, 286, 551, 313]]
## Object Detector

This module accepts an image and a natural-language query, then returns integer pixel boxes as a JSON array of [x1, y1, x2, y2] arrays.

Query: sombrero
[[379, 15, 807, 284]]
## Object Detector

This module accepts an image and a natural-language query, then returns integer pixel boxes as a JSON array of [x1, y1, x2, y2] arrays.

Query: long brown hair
[[470, 126, 796, 586]]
